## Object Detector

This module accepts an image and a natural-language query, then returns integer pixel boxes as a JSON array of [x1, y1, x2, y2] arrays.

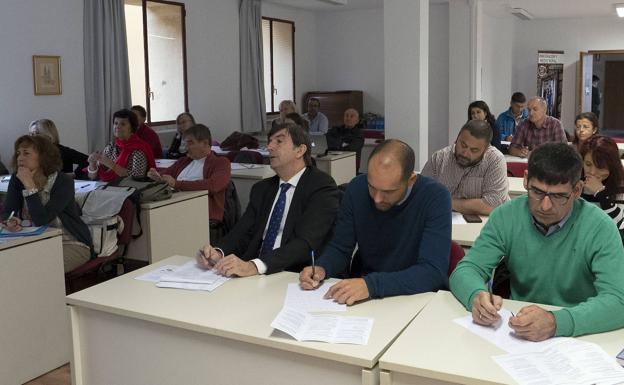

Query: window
[[125, 0, 189, 125], [262, 17, 295, 114]]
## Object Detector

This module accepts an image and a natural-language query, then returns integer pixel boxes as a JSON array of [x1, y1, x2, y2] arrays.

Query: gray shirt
[[421, 144, 509, 208], [303, 111, 329, 134]]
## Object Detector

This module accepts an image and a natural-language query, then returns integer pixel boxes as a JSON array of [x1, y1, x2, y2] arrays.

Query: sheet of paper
[[452, 212, 467, 224], [0, 225, 48, 237], [271, 307, 373, 345], [493, 339, 624, 385], [284, 282, 346, 312], [156, 277, 229, 292], [231, 163, 262, 170], [159, 260, 223, 284], [453, 308, 564, 354], [74, 181, 100, 193], [155, 159, 177, 168], [134, 265, 180, 282]]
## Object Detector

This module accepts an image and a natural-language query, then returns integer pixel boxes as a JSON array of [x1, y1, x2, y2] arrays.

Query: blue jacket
[[496, 108, 528, 141]]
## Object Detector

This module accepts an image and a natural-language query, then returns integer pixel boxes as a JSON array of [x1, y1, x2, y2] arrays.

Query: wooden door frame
[[577, 50, 624, 115]]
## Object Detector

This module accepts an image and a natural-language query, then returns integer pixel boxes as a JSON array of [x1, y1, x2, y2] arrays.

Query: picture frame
[[32, 55, 62, 95]]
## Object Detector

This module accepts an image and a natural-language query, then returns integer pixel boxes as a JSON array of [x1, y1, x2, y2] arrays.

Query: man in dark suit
[[197, 123, 340, 277], [326, 108, 365, 172]]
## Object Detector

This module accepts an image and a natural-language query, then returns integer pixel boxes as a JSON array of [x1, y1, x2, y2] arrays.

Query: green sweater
[[450, 196, 624, 337]]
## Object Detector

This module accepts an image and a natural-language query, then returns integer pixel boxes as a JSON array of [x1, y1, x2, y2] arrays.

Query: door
[[577, 52, 593, 114], [603, 61, 624, 130]]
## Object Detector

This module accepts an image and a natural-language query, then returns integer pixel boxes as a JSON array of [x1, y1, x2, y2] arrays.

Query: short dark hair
[[460, 119, 493, 143], [592, 75, 600, 82], [511, 92, 526, 104], [369, 139, 415, 181], [267, 123, 312, 167], [113, 109, 139, 133], [176, 112, 196, 126], [308, 97, 320, 107], [527, 143, 582, 186], [131, 105, 147, 118], [183, 124, 212, 143], [12, 135, 62, 177], [285, 112, 310, 131]]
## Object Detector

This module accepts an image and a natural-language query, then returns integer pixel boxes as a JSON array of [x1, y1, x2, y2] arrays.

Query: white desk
[[508, 177, 526, 199], [0, 229, 70, 384], [125, 191, 209, 263], [1, 175, 104, 194], [67, 255, 434, 385], [231, 163, 276, 211], [314, 151, 357, 185], [618, 142, 624, 156], [379, 290, 624, 385], [452, 217, 488, 247]]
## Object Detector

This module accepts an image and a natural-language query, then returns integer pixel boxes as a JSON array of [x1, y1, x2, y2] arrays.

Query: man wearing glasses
[[450, 143, 624, 341]]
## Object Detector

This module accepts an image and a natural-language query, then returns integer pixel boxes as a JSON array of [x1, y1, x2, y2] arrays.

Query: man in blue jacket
[[299, 139, 452, 305], [496, 92, 528, 142]]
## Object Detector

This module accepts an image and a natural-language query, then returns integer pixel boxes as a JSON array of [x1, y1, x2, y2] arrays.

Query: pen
[[7, 211, 15, 222], [311, 250, 316, 279]]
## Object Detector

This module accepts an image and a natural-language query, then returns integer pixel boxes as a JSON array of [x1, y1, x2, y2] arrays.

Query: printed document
[[159, 260, 223, 284], [284, 282, 346, 312], [134, 265, 179, 282], [271, 307, 373, 345]]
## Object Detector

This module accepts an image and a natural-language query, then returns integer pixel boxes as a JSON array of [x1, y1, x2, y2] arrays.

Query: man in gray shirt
[[422, 120, 509, 215], [303, 97, 329, 134]]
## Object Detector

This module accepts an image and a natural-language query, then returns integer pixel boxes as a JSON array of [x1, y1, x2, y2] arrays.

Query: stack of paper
[[271, 307, 373, 345], [135, 260, 229, 291], [270, 282, 373, 345], [451, 212, 467, 225]]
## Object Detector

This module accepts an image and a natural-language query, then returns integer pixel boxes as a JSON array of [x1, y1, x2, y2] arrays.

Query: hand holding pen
[[2, 211, 22, 232], [299, 251, 326, 290], [195, 245, 224, 270], [471, 256, 505, 326]]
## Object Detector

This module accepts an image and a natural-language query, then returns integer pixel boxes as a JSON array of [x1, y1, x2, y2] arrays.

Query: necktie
[[259, 183, 292, 257]]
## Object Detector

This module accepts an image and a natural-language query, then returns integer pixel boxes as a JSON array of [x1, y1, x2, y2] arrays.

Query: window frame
[[262, 16, 296, 115], [135, 0, 190, 126]]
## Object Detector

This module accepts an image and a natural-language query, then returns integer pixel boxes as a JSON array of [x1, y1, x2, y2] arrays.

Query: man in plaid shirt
[[509, 96, 567, 158]]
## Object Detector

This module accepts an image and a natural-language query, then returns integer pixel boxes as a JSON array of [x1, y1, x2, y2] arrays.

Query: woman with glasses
[[579, 135, 624, 242], [572, 112, 599, 152]]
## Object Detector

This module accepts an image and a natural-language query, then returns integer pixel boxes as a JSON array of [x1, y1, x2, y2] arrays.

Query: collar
[[531, 204, 574, 236], [280, 166, 306, 188], [396, 184, 414, 206]]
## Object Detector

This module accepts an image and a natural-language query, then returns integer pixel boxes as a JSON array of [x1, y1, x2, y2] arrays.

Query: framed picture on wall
[[32, 55, 62, 95]]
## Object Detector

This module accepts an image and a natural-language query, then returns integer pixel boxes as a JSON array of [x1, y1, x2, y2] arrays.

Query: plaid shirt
[[511, 116, 566, 149]]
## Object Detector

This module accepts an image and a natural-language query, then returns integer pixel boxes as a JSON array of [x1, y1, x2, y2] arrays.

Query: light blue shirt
[[303, 112, 329, 134]]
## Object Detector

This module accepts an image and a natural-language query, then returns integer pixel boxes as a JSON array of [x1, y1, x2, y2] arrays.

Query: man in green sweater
[[450, 142, 624, 341]]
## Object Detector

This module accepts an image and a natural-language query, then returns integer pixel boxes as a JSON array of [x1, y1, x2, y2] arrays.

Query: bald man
[[326, 108, 365, 171], [300, 139, 452, 304], [509, 96, 566, 158]]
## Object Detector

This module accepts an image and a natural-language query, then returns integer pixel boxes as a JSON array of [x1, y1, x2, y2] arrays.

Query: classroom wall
[[261, 2, 318, 114], [512, 16, 624, 131], [0, 0, 86, 164], [428, 3, 450, 155], [315, 8, 385, 115]]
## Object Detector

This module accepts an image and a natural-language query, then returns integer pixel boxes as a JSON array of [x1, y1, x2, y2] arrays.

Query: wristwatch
[[22, 188, 39, 197]]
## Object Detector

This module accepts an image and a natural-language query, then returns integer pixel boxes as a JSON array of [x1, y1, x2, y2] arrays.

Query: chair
[[65, 198, 135, 294], [224, 150, 240, 163], [506, 162, 528, 177], [232, 150, 264, 164], [447, 241, 465, 276], [210, 181, 241, 243]]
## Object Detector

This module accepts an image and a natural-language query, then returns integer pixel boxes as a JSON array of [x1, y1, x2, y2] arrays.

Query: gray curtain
[[239, 0, 266, 133], [84, 0, 132, 152]]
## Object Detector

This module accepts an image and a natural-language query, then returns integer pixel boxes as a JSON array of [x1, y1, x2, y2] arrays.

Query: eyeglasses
[[527, 186, 573, 206]]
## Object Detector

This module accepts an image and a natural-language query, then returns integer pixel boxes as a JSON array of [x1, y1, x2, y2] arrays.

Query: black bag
[[220, 131, 259, 151]]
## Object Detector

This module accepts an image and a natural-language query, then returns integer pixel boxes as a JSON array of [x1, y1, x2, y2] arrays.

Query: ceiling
[[266, 0, 624, 19]]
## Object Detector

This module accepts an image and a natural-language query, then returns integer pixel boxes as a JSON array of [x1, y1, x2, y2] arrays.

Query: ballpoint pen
[[311, 250, 316, 279]]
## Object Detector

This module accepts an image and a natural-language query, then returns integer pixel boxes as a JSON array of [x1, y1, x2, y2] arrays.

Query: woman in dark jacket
[[168, 112, 196, 159], [1, 135, 93, 272], [29, 119, 89, 178]]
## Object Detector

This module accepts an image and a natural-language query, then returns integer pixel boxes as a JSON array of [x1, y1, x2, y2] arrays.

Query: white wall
[[448, 0, 472, 142], [428, 3, 450, 155], [512, 16, 624, 131], [480, 11, 513, 119], [261, 2, 317, 112], [184, 0, 240, 142], [0, 0, 85, 164], [316, 8, 384, 115]]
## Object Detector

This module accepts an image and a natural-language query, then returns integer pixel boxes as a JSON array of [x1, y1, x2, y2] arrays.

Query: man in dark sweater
[[300, 139, 452, 304]]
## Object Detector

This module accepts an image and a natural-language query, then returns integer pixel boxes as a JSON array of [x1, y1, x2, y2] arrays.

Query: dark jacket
[[326, 123, 365, 171], [167, 134, 186, 159], [2, 172, 93, 255], [58, 144, 89, 178], [216, 166, 340, 274]]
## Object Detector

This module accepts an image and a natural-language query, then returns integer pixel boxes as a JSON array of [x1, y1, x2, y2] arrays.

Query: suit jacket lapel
[[281, 167, 310, 241]]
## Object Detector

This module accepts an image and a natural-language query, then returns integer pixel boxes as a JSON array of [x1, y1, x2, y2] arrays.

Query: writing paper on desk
[[134, 265, 179, 282], [284, 282, 346, 312], [0, 225, 48, 237], [493, 339, 624, 385], [451, 212, 467, 225], [271, 307, 373, 345], [159, 260, 223, 284], [156, 280, 228, 292], [453, 308, 565, 354]]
